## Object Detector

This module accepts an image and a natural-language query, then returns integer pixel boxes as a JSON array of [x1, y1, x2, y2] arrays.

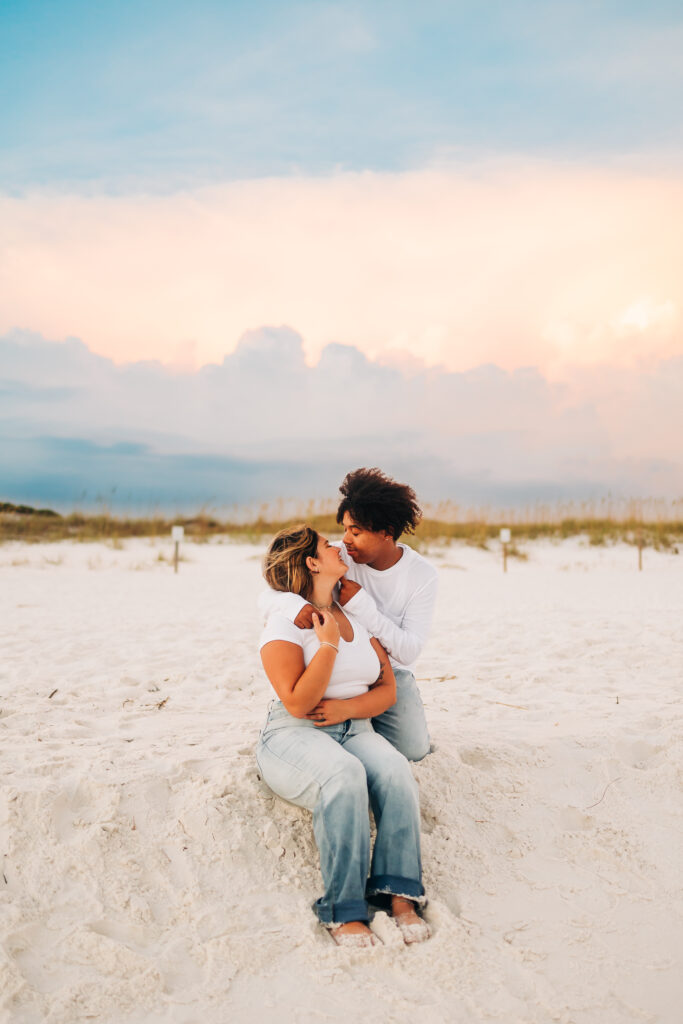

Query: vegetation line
[[1, 500, 681, 551]]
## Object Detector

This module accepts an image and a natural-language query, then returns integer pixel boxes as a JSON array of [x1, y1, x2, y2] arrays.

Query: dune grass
[[1, 499, 681, 551]]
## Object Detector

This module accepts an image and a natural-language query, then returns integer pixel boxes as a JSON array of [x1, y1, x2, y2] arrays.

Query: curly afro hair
[[336, 468, 422, 540]]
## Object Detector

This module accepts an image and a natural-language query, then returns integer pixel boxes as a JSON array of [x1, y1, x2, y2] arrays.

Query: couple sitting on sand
[[256, 468, 437, 948]]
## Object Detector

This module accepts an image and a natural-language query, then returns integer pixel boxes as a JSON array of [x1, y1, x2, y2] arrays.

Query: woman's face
[[312, 535, 348, 581]]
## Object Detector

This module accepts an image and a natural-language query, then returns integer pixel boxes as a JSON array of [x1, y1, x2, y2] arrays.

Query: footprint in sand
[[615, 739, 664, 769], [558, 806, 594, 831], [459, 747, 495, 770]]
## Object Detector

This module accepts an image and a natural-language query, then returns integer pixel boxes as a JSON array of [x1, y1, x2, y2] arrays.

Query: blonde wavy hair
[[263, 524, 319, 599]]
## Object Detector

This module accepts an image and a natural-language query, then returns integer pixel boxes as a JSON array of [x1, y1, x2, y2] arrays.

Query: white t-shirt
[[259, 606, 381, 701], [258, 542, 437, 671]]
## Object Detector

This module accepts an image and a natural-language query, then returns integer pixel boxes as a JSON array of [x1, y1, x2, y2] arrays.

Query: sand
[[1, 536, 681, 1024]]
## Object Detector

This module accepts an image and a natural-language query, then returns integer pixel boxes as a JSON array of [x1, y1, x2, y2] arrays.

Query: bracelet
[[319, 641, 339, 653]]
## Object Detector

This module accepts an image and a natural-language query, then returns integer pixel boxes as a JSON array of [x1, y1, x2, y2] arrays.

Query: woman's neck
[[309, 579, 336, 609]]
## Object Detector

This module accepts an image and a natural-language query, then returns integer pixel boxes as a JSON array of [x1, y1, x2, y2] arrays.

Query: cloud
[[1, 327, 681, 510], [1, 166, 681, 377]]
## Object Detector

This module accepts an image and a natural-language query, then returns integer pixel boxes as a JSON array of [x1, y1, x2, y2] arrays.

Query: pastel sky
[[1, 1, 682, 509]]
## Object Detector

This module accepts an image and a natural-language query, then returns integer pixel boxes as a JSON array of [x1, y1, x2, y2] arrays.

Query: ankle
[[332, 920, 372, 933], [391, 896, 416, 917]]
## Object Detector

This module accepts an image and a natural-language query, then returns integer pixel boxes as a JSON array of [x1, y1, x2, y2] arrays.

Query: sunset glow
[[2, 167, 681, 378], [1, 0, 681, 507]]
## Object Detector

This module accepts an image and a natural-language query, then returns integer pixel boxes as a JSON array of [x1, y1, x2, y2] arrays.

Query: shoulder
[[259, 613, 307, 650], [399, 544, 438, 585]]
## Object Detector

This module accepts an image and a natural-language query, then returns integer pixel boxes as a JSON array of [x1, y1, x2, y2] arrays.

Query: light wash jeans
[[372, 667, 431, 762], [255, 701, 425, 926]]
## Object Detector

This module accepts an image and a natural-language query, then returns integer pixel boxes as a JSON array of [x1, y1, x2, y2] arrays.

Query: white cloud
[[2, 327, 681, 509], [2, 165, 681, 377], [612, 299, 677, 335]]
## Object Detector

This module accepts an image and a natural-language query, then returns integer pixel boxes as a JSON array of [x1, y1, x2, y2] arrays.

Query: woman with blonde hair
[[256, 524, 430, 948]]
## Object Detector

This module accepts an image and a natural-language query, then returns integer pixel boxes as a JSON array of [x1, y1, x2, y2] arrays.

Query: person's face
[[341, 512, 391, 564], [310, 535, 348, 580]]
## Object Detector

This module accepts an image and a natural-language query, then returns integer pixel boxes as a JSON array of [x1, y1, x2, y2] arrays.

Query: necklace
[[310, 599, 334, 611]]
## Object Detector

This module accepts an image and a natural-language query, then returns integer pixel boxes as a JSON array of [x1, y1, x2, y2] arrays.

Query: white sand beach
[[1, 536, 681, 1024]]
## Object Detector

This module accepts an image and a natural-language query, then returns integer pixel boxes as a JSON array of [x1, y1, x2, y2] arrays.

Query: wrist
[[319, 641, 339, 653]]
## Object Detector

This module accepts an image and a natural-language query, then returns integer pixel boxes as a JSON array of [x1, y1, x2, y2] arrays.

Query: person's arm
[[340, 575, 438, 666], [260, 609, 341, 717], [305, 639, 396, 726]]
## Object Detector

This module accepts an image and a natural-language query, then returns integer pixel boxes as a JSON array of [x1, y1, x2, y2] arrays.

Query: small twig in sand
[[492, 701, 528, 711], [48, 689, 58, 699], [139, 696, 168, 709], [583, 777, 622, 810]]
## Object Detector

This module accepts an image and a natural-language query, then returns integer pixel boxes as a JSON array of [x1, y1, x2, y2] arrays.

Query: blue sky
[[2, 0, 682, 191]]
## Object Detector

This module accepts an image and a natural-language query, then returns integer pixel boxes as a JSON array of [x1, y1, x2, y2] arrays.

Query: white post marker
[[500, 527, 511, 573], [172, 525, 184, 574]]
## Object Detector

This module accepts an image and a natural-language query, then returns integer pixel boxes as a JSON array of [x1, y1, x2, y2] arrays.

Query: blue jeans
[[255, 701, 425, 926], [372, 668, 431, 762]]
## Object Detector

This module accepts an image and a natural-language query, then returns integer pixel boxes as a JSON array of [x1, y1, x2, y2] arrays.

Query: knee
[[396, 737, 430, 763], [374, 755, 419, 799], [323, 757, 367, 799]]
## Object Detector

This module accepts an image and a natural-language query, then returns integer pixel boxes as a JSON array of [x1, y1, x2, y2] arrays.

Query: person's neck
[[310, 579, 336, 609], [368, 541, 403, 571]]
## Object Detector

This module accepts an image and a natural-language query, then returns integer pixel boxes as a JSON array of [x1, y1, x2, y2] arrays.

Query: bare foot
[[391, 896, 431, 944], [330, 921, 378, 948]]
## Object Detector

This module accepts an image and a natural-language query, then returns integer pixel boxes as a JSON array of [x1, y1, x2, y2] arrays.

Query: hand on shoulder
[[293, 603, 315, 629], [338, 578, 361, 606]]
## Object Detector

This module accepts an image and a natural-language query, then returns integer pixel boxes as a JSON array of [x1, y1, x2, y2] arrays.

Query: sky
[[1, 0, 682, 511]]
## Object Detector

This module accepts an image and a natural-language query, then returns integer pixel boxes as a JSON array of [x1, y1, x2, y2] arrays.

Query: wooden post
[[637, 529, 643, 571], [171, 525, 184, 573], [500, 528, 511, 573]]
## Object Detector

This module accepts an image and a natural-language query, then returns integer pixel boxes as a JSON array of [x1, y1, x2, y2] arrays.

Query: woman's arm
[[260, 609, 341, 718], [305, 638, 396, 726]]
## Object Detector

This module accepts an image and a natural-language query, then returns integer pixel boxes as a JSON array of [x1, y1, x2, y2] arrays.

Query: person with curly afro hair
[[259, 468, 437, 761]]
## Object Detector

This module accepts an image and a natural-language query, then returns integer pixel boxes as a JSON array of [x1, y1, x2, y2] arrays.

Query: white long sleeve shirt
[[257, 541, 438, 671]]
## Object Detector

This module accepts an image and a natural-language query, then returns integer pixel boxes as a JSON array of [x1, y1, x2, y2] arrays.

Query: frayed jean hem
[[313, 897, 370, 926], [366, 874, 427, 908]]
